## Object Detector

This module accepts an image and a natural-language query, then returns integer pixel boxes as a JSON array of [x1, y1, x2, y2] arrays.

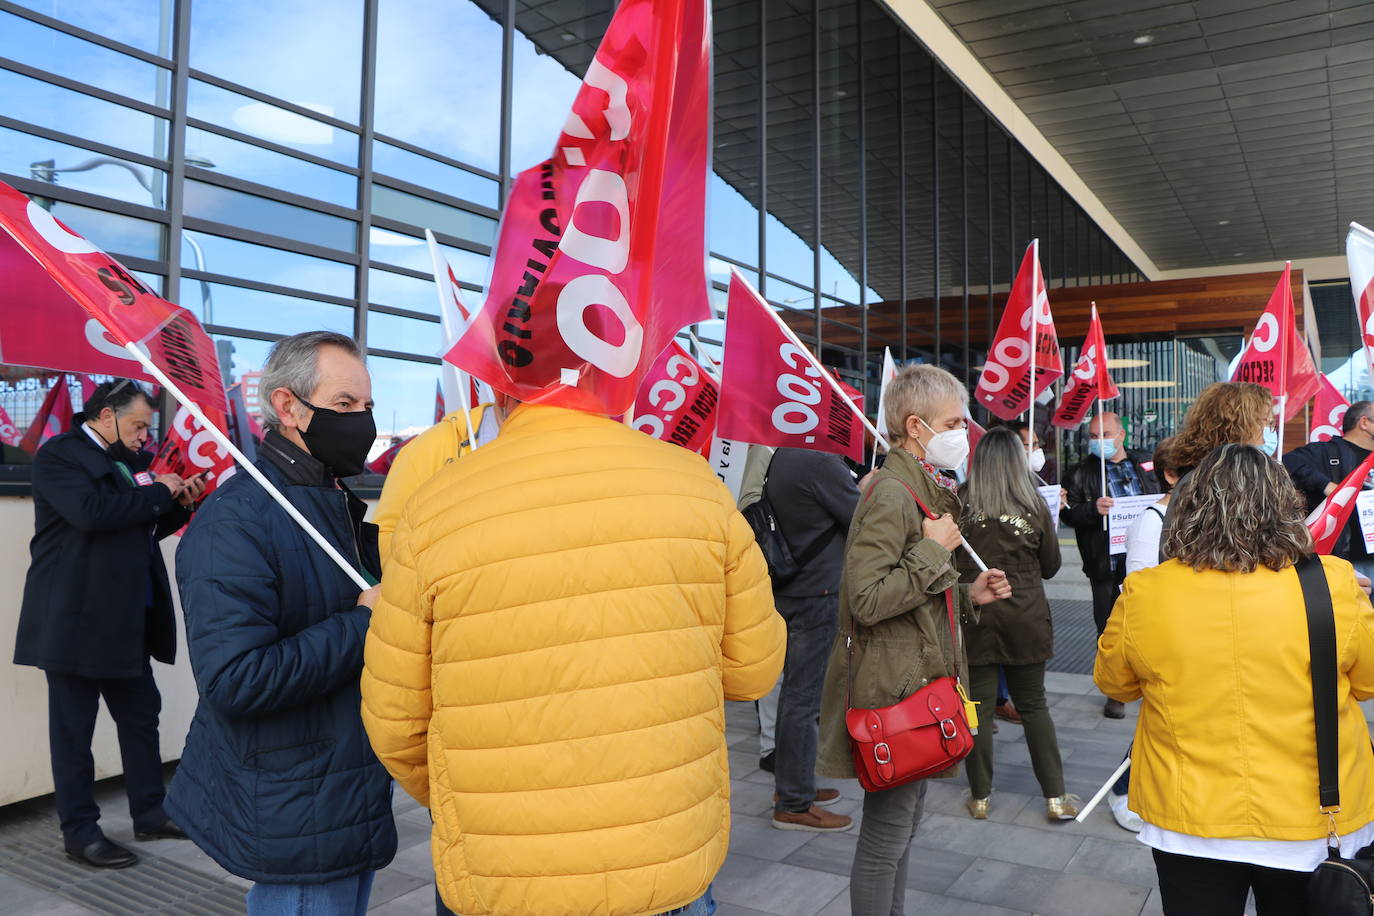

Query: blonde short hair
[[884, 364, 968, 444]]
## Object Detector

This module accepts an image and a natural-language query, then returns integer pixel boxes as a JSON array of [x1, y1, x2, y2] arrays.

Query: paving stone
[[713, 854, 850, 916], [713, 903, 778, 916], [1063, 836, 1158, 888], [729, 813, 816, 862], [922, 780, 1035, 825], [1044, 672, 1099, 695], [386, 835, 438, 881], [782, 831, 859, 877], [951, 857, 1149, 916], [369, 866, 432, 908], [911, 813, 1086, 871], [369, 883, 441, 915]]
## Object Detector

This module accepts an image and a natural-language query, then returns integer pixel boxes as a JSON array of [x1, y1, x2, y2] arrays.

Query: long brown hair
[[1171, 382, 1274, 471], [962, 427, 1047, 524], [1163, 443, 1312, 572]]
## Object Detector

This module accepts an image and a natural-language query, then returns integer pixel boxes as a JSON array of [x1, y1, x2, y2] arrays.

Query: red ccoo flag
[[0, 181, 227, 421], [630, 340, 718, 454], [0, 403, 21, 448], [1309, 375, 1351, 444], [1307, 449, 1374, 554], [1230, 263, 1320, 422], [1052, 303, 1118, 429], [716, 271, 866, 462], [975, 240, 1062, 421], [1348, 223, 1374, 382], [445, 0, 712, 417], [19, 374, 74, 454]]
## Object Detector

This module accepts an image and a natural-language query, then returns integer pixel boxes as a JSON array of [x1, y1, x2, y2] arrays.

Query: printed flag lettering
[[631, 341, 718, 453], [1052, 303, 1118, 429], [716, 271, 864, 462], [444, 0, 712, 416], [1310, 375, 1351, 444], [0, 181, 227, 421], [975, 240, 1063, 421], [1230, 262, 1320, 422], [150, 403, 237, 496], [0, 403, 21, 447]]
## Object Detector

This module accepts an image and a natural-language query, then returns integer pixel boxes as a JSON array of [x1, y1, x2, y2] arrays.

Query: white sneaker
[[1109, 792, 1144, 833]]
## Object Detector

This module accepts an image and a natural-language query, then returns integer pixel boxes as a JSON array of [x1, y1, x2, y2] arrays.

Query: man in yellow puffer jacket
[[362, 399, 785, 916], [373, 404, 491, 563]]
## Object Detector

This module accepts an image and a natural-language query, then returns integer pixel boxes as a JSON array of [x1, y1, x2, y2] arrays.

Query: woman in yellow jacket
[[1096, 443, 1374, 916]]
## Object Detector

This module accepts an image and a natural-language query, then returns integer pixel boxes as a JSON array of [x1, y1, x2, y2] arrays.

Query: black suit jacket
[[14, 426, 190, 678], [1061, 449, 1160, 581]]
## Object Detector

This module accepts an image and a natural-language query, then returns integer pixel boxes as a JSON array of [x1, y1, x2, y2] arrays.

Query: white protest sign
[[1357, 490, 1374, 550], [709, 436, 747, 501], [1109, 493, 1165, 555], [1038, 484, 1061, 518]]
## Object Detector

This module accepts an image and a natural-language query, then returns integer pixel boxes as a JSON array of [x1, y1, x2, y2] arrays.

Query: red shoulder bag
[[845, 478, 976, 792]]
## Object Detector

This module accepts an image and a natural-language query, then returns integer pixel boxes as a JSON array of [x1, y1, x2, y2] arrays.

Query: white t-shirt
[[1123, 502, 1167, 576]]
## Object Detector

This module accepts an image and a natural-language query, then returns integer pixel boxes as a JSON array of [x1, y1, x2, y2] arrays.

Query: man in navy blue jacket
[[167, 332, 396, 914], [15, 379, 200, 869]]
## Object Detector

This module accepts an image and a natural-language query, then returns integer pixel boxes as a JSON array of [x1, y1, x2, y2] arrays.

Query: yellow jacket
[[374, 405, 489, 563], [361, 404, 784, 916], [1095, 556, 1374, 840]]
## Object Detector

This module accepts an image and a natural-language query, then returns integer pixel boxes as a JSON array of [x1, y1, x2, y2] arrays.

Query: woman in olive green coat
[[817, 365, 1010, 916], [956, 426, 1075, 822]]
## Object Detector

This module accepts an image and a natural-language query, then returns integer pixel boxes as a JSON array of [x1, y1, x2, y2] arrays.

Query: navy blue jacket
[[166, 443, 396, 884], [15, 425, 188, 678]]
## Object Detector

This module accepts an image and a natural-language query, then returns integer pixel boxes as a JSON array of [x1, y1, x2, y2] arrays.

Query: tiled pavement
[[0, 558, 1183, 915]]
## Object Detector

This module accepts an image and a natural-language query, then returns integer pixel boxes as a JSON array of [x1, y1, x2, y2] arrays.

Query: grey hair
[[1163, 443, 1313, 573], [962, 426, 1048, 525], [259, 331, 363, 430], [883, 364, 968, 445]]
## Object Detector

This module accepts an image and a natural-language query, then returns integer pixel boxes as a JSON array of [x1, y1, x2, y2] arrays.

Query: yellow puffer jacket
[[361, 404, 785, 916], [373, 405, 489, 563], [1095, 556, 1374, 840]]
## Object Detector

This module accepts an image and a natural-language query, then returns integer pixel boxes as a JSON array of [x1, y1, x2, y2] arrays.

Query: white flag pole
[[1076, 754, 1132, 823], [123, 342, 370, 591], [1099, 392, 1109, 533], [425, 228, 480, 450], [755, 287, 991, 573], [1028, 241, 1038, 464], [684, 328, 722, 381]]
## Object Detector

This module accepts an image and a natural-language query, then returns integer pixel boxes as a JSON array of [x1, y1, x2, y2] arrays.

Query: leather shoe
[[65, 837, 138, 869], [772, 806, 853, 833], [994, 701, 1022, 724], [1103, 699, 1126, 719], [134, 818, 188, 841]]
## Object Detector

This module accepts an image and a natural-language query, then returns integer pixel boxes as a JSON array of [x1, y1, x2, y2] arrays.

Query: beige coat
[[817, 447, 975, 781]]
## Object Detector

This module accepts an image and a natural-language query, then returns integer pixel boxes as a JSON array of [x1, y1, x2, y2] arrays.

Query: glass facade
[[0, 0, 1140, 471]]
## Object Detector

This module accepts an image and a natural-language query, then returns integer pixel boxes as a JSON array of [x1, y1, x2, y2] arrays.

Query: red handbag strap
[[846, 475, 963, 711]]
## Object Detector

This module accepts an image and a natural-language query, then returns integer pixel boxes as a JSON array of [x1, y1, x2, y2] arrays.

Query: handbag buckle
[[873, 742, 891, 765], [940, 718, 958, 740]]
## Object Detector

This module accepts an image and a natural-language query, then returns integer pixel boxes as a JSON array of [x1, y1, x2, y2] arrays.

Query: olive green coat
[[817, 448, 976, 781]]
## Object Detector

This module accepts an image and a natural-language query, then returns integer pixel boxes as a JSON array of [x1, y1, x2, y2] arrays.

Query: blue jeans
[[437, 885, 714, 915], [774, 593, 839, 812], [247, 871, 375, 916]]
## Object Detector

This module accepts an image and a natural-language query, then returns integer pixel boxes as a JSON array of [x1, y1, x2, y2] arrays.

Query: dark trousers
[[850, 780, 928, 916], [46, 662, 167, 848], [773, 592, 838, 813], [1089, 559, 1127, 636], [1152, 849, 1310, 916], [966, 663, 1065, 800]]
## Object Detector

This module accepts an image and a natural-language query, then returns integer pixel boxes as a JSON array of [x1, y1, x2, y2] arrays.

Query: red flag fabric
[[0, 403, 21, 447], [445, 0, 712, 416], [630, 341, 718, 453], [0, 181, 228, 420], [975, 240, 1063, 421], [367, 437, 414, 475], [1230, 263, 1320, 422], [20, 374, 74, 454], [716, 272, 865, 462], [150, 403, 237, 497], [1309, 375, 1352, 444], [1348, 223, 1374, 382], [967, 415, 987, 459], [1052, 303, 1117, 429], [1307, 449, 1374, 553], [434, 381, 446, 425]]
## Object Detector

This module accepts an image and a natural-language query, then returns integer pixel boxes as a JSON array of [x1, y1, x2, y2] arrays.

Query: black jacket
[[1061, 449, 1160, 581], [166, 432, 395, 884], [14, 425, 189, 679], [1283, 437, 1372, 560], [764, 447, 860, 598]]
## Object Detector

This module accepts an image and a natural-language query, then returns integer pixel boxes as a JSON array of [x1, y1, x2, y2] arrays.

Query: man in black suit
[[14, 379, 204, 868]]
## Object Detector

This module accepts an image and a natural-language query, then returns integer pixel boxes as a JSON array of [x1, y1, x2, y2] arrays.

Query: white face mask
[[917, 417, 971, 470], [1028, 447, 1046, 474]]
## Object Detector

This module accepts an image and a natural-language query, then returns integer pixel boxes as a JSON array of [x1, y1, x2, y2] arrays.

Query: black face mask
[[297, 396, 376, 478], [94, 416, 143, 465]]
